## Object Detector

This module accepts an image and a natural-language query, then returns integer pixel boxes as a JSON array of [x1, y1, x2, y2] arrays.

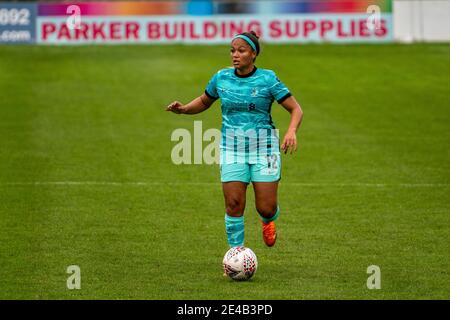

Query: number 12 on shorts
[[263, 154, 279, 176]]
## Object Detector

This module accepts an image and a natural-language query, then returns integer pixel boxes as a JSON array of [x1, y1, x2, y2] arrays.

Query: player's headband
[[232, 34, 259, 55]]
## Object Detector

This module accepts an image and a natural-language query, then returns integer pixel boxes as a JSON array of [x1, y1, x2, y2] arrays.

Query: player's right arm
[[167, 70, 220, 114], [166, 93, 216, 114]]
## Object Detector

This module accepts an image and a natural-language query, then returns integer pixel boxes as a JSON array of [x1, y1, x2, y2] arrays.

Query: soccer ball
[[223, 246, 258, 281]]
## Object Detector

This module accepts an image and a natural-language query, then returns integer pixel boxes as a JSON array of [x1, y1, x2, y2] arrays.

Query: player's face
[[230, 38, 256, 69]]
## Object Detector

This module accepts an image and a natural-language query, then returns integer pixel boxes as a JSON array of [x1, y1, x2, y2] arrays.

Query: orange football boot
[[262, 221, 277, 247]]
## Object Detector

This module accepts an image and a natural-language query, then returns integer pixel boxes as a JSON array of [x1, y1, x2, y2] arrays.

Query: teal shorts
[[220, 152, 281, 183]]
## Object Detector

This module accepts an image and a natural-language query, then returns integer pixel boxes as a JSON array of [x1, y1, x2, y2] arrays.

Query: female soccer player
[[166, 31, 303, 248]]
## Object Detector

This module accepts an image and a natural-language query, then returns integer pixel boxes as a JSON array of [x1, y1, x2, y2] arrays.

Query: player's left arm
[[280, 96, 303, 155]]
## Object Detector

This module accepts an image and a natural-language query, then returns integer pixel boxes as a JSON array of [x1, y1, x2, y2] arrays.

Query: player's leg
[[253, 181, 279, 247], [222, 181, 248, 247], [250, 149, 281, 247]]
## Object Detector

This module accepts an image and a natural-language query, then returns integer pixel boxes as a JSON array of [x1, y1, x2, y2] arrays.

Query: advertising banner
[[0, 1, 393, 45], [0, 2, 37, 44], [37, 14, 392, 44]]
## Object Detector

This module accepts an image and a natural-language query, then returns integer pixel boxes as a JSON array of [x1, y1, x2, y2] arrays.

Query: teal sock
[[259, 206, 280, 223], [225, 214, 245, 247]]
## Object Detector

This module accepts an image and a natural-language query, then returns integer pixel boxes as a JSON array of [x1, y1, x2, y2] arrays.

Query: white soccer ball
[[223, 246, 258, 281]]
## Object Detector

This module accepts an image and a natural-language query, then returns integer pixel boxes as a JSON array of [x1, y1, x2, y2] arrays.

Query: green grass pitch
[[0, 43, 449, 299]]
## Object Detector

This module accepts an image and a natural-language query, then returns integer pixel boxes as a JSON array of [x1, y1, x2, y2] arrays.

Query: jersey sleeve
[[205, 71, 219, 100], [268, 71, 291, 104]]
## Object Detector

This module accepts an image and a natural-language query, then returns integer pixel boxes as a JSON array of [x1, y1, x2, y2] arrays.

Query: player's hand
[[166, 101, 185, 114], [281, 129, 297, 155]]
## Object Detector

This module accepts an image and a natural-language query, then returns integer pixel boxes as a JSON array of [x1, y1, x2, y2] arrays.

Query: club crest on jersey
[[251, 88, 258, 97]]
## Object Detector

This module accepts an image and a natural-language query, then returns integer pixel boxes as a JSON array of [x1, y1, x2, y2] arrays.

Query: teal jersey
[[205, 67, 291, 154]]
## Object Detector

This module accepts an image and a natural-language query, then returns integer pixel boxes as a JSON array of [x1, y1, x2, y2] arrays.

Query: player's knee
[[226, 198, 245, 217], [256, 203, 278, 219]]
